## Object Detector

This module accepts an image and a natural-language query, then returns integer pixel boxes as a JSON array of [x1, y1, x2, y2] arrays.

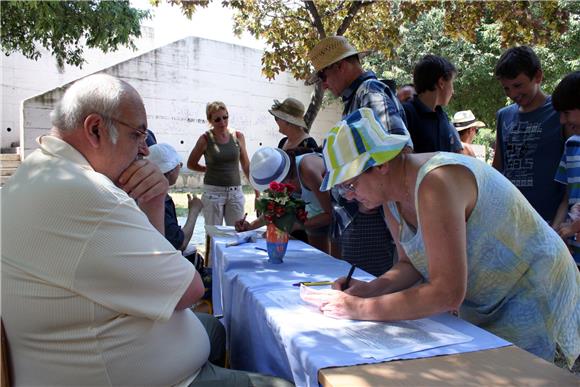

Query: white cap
[[147, 143, 181, 174], [249, 147, 291, 191]]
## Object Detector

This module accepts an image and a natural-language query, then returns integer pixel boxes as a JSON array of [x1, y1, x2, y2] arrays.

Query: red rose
[[275, 206, 285, 216], [284, 183, 295, 193], [265, 215, 273, 222], [269, 181, 284, 192], [267, 201, 275, 211]]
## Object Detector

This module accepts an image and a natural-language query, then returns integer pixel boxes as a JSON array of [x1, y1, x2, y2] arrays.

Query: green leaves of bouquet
[[256, 182, 308, 233]]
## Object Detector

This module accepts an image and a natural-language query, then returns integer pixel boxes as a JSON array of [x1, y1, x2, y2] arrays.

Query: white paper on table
[[225, 231, 259, 246], [205, 225, 263, 245], [215, 225, 236, 232], [205, 225, 237, 237], [266, 288, 473, 360]]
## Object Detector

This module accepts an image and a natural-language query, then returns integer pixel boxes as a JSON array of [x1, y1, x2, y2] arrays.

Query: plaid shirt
[[331, 72, 412, 237], [341, 71, 412, 142]]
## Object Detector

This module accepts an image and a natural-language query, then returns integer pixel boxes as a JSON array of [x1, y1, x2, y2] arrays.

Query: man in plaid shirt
[[307, 36, 412, 276]]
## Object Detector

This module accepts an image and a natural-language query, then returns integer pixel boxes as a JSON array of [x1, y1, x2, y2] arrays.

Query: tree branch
[[336, 0, 371, 35], [263, 12, 311, 24], [304, 0, 326, 38]]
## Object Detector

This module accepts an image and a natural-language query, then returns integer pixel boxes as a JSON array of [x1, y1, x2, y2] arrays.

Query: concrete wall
[[1, 27, 158, 152], [20, 37, 342, 187]]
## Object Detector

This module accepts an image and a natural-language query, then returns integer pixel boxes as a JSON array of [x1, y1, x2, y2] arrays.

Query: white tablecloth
[[211, 236, 510, 387]]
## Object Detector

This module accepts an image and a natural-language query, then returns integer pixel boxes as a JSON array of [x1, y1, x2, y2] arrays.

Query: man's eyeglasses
[[102, 115, 148, 142], [213, 115, 229, 123]]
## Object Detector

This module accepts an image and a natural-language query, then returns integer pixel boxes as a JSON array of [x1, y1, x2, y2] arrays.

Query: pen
[[342, 264, 356, 291], [242, 212, 248, 224], [254, 247, 267, 252], [292, 281, 333, 287]]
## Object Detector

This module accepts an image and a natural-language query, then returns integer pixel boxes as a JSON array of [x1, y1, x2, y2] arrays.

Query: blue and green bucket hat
[[320, 108, 409, 191]]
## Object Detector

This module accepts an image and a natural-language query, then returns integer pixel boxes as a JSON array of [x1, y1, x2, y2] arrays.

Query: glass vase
[[266, 223, 289, 264]]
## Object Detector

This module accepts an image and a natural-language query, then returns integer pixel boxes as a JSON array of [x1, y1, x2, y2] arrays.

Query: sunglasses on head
[[213, 115, 229, 123]]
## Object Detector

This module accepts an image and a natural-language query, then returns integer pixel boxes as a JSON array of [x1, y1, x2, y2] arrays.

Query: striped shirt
[[554, 134, 580, 263]]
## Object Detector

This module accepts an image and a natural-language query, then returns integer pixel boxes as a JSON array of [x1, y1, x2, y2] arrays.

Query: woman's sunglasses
[[213, 115, 229, 123]]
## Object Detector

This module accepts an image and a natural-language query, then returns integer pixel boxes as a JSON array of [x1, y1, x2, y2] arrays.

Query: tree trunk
[[304, 83, 325, 132]]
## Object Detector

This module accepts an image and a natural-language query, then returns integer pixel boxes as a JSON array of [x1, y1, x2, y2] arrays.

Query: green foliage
[[366, 1, 579, 152], [150, 0, 209, 18], [1, 0, 149, 67], [473, 128, 496, 162], [217, 0, 573, 128]]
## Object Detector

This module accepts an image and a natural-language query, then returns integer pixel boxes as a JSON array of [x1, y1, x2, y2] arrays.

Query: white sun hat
[[147, 143, 181, 174], [452, 110, 486, 132], [249, 147, 291, 192]]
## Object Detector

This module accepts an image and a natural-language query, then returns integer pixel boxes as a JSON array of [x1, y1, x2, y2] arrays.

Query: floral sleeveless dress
[[387, 153, 580, 366]]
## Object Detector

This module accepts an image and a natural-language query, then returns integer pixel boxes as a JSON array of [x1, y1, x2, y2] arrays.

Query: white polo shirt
[[1, 136, 210, 386]]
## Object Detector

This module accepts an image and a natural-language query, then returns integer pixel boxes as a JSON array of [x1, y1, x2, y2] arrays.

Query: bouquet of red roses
[[256, 182, 308, 233]]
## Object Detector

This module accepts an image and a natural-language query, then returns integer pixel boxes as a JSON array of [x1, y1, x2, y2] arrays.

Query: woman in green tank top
[[187, 101, 251, 226]]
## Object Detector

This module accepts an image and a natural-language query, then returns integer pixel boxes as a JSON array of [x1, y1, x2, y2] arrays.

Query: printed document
[[266, 288, 473, 360]]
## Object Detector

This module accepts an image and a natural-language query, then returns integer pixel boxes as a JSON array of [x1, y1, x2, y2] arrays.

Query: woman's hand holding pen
[[332, 277, 367, 296]]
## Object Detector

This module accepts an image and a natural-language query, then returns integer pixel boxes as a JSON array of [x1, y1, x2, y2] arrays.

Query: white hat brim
[[268, 109, 307, 129], [249, 148, 291, 192]]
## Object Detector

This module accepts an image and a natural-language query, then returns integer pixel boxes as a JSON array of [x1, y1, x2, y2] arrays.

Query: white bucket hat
[[147, 143, 181, 174], [452, 110, 486, 132], [268, 98, 307, 129], [249, 147, 291, 192], [306, 36, 373, 85]]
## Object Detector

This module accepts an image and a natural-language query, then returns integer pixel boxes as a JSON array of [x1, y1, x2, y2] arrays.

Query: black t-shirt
[[402, 97, 462, 153], [164, 194, 184, 250], [277, 137, 319, 150]]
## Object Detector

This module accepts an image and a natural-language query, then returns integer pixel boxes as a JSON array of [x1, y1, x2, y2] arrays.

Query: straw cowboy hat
[[452, 110, 486, 132], [320, 108, 409, 191], [269, 98, 307, 129], [249, 147, 291, 192], [306, 36, 373, 85]]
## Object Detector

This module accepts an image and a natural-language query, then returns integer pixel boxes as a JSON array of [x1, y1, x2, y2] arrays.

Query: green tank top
[[203, 130, 241, 186]]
